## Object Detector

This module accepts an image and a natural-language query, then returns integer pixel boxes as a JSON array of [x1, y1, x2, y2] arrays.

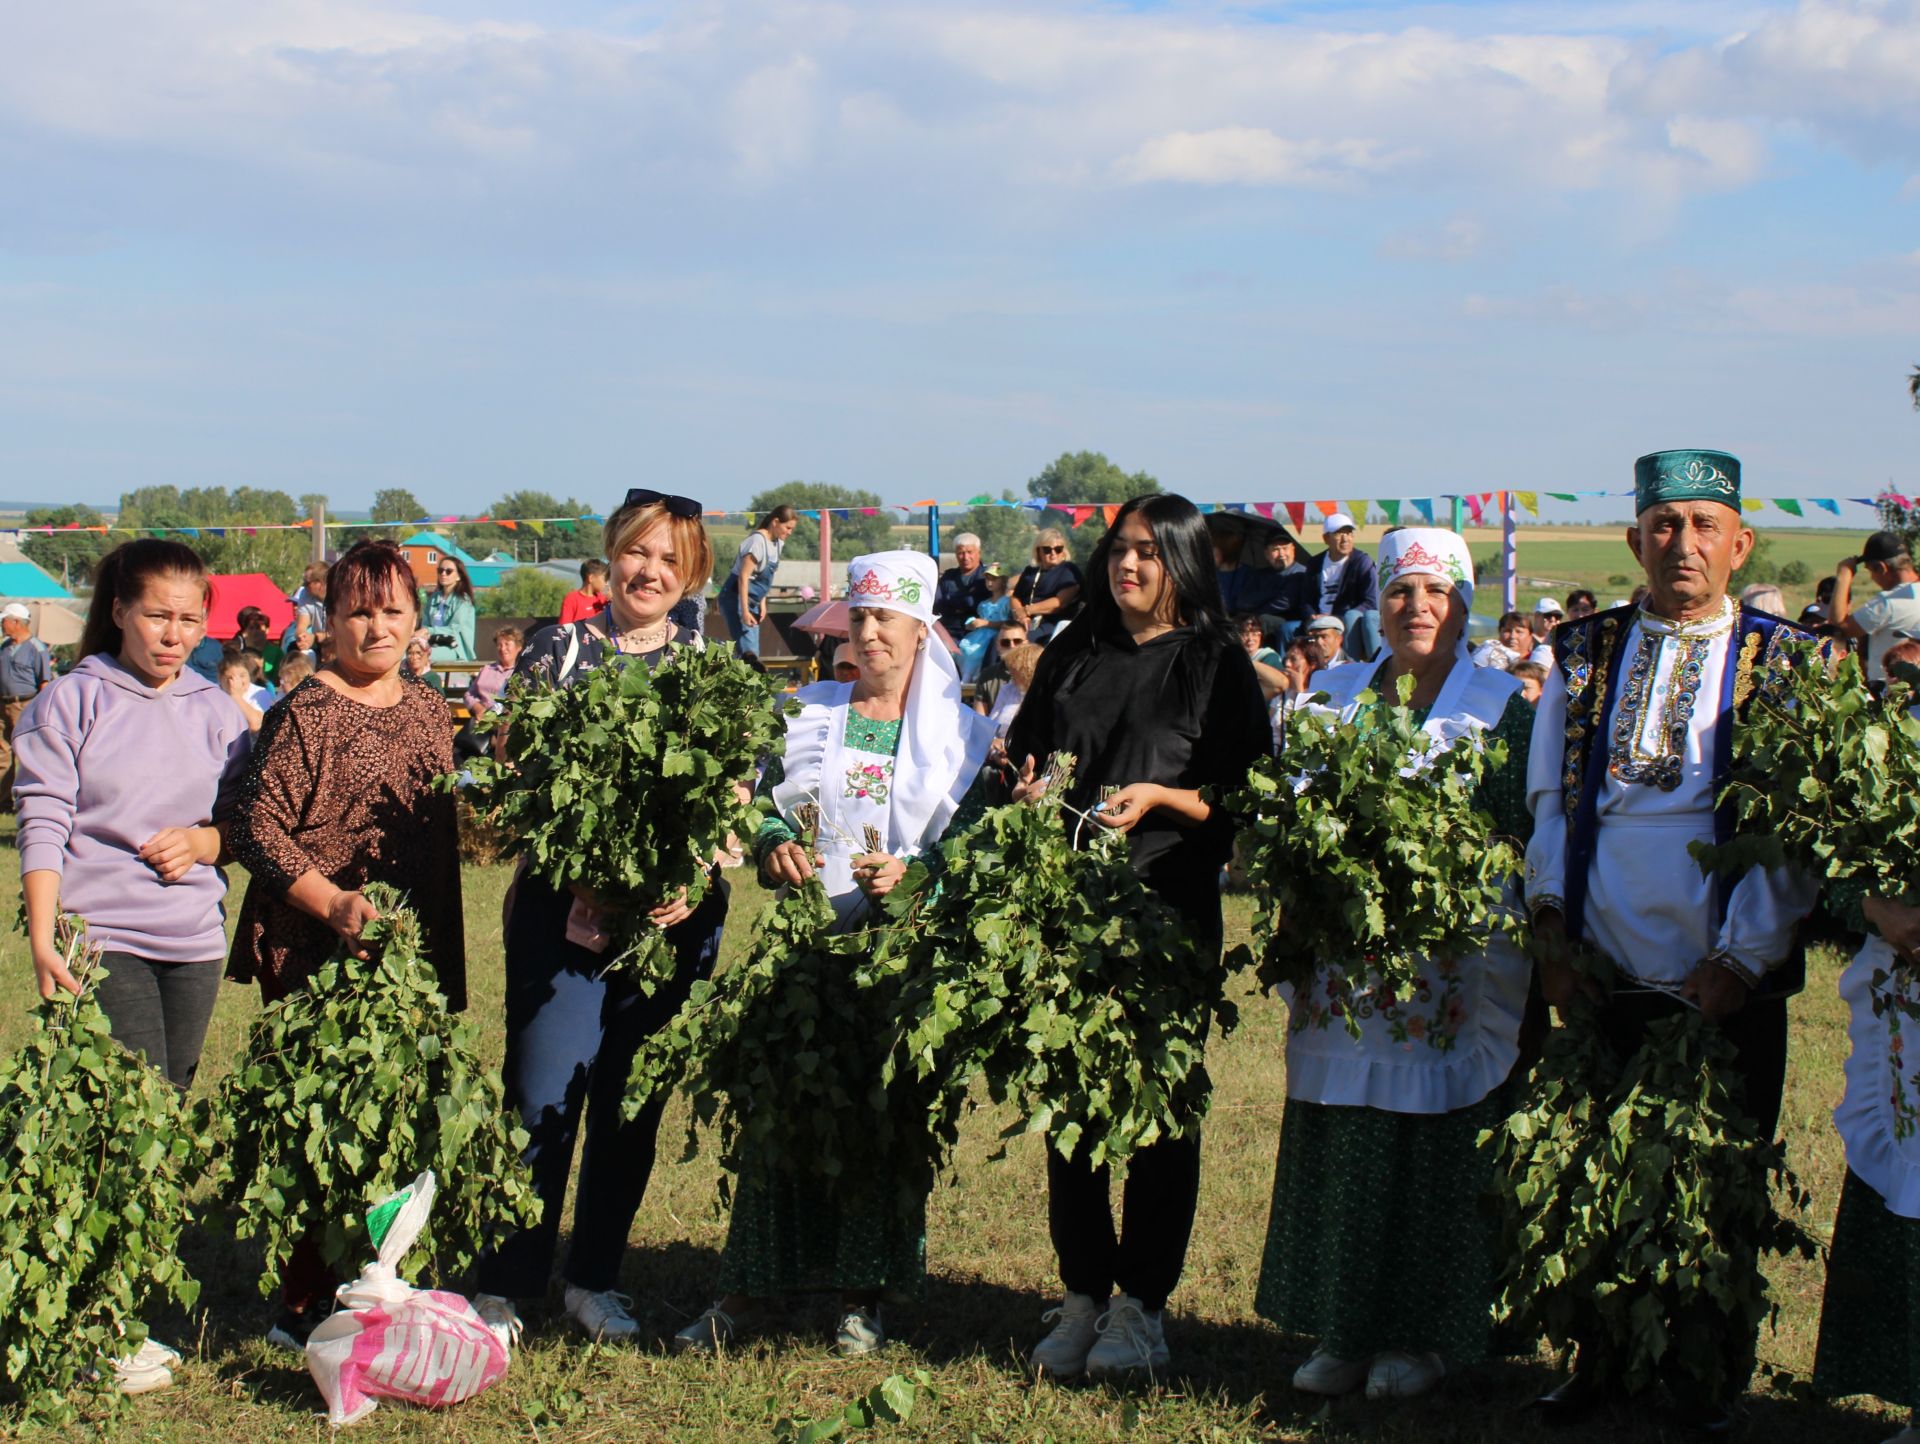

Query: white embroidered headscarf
[[844, 551, 988, 849], [1376, 528, 1477, 663]]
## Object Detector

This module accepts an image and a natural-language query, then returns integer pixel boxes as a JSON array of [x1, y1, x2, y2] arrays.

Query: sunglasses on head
[[625, 488, 703, 518]]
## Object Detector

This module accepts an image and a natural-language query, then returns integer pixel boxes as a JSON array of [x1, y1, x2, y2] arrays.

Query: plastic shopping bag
[[305, 1172, 510, 1427]]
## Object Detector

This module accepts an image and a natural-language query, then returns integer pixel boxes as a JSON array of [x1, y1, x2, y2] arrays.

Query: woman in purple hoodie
[[12, 538, 252, 1394]]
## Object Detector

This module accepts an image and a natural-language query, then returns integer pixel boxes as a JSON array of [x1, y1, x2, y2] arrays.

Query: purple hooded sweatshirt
[[13, 653, 253, 963]]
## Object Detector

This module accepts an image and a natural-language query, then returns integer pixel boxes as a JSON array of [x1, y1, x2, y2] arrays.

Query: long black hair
[[1078, 493, 1230, 645]]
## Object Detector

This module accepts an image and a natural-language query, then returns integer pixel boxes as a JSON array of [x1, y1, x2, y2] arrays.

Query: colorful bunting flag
[[1773, 499, 1804, 518], [1285, 502, 1307, 532], [1812, 499, 1840, 515], [1378, 500, 1401, 525], [1411, 498, 1435, 524]]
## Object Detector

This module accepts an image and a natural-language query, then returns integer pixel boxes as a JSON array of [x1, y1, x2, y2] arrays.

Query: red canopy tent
[[205, 574, 295, 641]]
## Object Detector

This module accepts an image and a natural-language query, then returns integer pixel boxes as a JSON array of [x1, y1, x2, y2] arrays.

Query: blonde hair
[[1005, 643, 1042, 691], [603, 501, 714, 595], [1034, 528, 1068, 561]]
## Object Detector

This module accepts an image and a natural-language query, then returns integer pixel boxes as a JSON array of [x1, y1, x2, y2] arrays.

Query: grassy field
[[0, 836, 1902, 1442]]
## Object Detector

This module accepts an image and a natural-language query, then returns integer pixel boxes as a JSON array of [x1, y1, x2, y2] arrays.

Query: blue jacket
[[1302, 548, 1379, 619]]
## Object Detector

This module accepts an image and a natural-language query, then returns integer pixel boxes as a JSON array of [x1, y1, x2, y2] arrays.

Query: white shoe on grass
[[112, 1336, 180, 1395], [835, 1307, 885, 1357], [562, 1285, 638, 1342], [1292, 1347, 1367, 1396], [1085, 1293, 1169, 1380], [1365, 1350, 1445, 1399], [1029, 1292, 1105, 1380], [471, 1293, 522, 1351]]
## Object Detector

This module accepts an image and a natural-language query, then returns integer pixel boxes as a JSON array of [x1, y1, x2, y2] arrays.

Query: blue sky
[[1, 0, 1916, 518]]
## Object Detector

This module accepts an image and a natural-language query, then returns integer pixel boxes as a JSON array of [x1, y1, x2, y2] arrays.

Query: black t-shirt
[[1006, 619, 1270, 911], [1014, 561, 1084, 640]]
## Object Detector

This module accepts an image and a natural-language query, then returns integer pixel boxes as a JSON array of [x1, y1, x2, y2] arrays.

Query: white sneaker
[[1029, 1292, 1105, 1380], [112, 1336, 180, 1396], [835, 1306, 885, 1357], [1365, 1350, 1446, 1399], [673, 1302, 752, 1355], [471, 1293, 523, 1352], [562, 1285, 638, 1342], [1085, 1293, 1170, 1380], [1292, 1347, 1367, 1395]]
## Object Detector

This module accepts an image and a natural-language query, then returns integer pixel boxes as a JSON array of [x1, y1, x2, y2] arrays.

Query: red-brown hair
[[325, 540, 420, 622]]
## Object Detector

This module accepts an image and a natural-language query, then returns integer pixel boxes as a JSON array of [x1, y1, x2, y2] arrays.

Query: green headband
[[1634, 449, 1741, 514]]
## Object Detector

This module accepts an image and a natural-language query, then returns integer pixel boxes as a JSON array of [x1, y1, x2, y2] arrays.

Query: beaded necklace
[[1608, 598, 1735, 791]]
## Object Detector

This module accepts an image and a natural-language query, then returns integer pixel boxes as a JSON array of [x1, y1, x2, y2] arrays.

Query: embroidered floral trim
[[843, 759, 893, 804], [1870, 961, 1920, 1142], [1608, 630, 1715, 791], [1559, 613, 1619, 818], [1293, 958, 1470, 1054]]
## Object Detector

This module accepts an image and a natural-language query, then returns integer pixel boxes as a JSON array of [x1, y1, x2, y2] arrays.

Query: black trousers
[[1046, 878, 1222, 1315], [1586, 987, 1791, 1398], [93, 951, 223, 1092], [477, 872, 726, 1298]]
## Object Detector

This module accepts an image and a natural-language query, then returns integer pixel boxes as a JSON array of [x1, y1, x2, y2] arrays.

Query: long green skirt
[[1254, 1089, 1510, 1362], [1814, 1169, 1920, 1408], [715, 1172, 926, 1301]]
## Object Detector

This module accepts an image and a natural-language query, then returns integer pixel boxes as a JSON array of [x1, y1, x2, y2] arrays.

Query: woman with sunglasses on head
[[1012, 530, 1083, 645], [422, 553, 476, 666], [469, 488, 734, 1347], [1006, 494, 1270, 1381]]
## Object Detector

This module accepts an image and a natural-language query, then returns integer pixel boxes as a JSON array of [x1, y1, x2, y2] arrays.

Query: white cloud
[[1381, 216, 1489, 261], [1116, 128, 1398, 187]]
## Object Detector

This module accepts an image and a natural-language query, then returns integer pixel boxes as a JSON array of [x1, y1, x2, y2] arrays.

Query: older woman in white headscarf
[[1254, 527, 1537, 1403], [674, 550, 996, 1360]]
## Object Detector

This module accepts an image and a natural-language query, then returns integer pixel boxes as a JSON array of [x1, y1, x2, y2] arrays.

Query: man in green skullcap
[[1520, 450, 1824, 1431]]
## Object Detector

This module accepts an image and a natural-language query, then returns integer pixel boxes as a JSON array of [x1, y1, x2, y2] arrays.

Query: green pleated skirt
[[715, 1171, 927, 1301], [1814, 1169, 1920, 1409], [1254, 1088, 1511, 1362]]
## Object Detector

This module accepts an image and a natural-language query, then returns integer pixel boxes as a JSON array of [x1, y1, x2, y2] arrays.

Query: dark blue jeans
[[478, 871, 727, 1298]]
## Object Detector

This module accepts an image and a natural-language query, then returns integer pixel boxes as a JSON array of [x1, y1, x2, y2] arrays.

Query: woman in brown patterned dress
[[227, 538, 463, 1347]]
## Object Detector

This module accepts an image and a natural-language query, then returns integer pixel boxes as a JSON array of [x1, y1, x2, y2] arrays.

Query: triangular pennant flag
[[1253, 502, 1275, 519], [1285, 502, 1307, 532], [243, 527, 257, 536], [180, 527, 200, 537], [1547, 492, 1577, 503], [526, 520, 546, 535], [1773, 499, 1804, 518], [966, 494, 991, 506], [1516, 491, 1538, 515], [1378, 500, 1401, 525], [1411, 498, 1435, 524], [1345, 499, 1370, 525], [208, 528, 227, 538], [1464, 496, 1486, 526], [1315, 500, 1338, 518], [859, 507, 880, 517], [1850, 497, 1880, 507], [497, 519, 518, 530], [1102, 504, 1121, 526], [1741, 499, 1764, 513], [553, 518, 576, 532], [1812, 499, 1840, 515], [1065, 505, 1092, 528]]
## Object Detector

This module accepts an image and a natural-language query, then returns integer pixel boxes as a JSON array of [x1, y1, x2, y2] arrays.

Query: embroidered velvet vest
[[1549, 602, 1817, 998]]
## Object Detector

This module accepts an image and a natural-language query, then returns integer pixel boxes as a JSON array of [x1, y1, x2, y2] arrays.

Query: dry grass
[[0, 832, 1902, 1442]]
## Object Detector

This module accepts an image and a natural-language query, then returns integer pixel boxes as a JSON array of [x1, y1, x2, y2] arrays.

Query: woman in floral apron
[[674, 549, 997, 1358], [1255, 527, 1535, 1402], [1813, 886, 1920, 1444]]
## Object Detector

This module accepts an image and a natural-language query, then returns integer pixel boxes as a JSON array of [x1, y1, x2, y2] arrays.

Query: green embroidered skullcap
[[1634, 449, 1741, 514]]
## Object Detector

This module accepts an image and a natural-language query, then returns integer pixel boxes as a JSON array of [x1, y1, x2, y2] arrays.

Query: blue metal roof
[[0, 562, 72, 599]]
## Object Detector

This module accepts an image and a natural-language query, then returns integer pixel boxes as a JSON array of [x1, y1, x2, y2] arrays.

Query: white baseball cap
[[1322, 511, 1356, 534], [0, 604, 30, 622], [1533, 596, 1564, 615]]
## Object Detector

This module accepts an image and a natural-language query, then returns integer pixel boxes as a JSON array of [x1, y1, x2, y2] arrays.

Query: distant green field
[[1463, 526, 1870, 619]]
